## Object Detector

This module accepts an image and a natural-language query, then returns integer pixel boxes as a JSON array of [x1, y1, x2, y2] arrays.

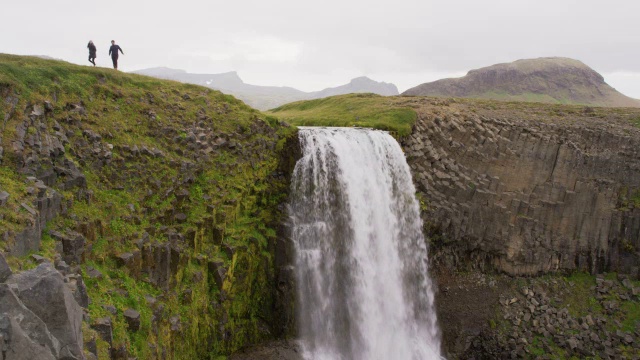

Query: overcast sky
[[2, 0, 639, 97]]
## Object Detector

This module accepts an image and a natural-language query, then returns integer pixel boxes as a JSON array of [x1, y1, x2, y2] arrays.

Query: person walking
[[87, 41, 97, 66], [108, 40, 124, 70]]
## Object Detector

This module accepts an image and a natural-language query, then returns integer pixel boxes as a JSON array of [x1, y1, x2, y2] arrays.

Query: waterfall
[[289, 127, 441, 360]]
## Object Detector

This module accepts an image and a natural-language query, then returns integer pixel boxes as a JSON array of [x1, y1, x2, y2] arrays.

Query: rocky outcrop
[[403, 57, 640, 108], [0, 262, 84, 360], [403, 99, 640, 276], [0, 253, 11, 282]]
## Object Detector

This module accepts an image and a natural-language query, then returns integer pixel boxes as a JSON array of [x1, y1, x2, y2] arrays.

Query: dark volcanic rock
[[91, 317, 113, 348], [404, 103, 640, 276], [207, 260, 227, 290], [0, 284, 61, 359], [50, 230, 85, 265], [0, 313, 57, 360], [0, 252, 11, 282], [6, 263, 84, 359], [123, 309, 141, 332]]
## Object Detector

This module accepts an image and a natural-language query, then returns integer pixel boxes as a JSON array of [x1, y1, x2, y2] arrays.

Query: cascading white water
[[289, 127, 441, 360]]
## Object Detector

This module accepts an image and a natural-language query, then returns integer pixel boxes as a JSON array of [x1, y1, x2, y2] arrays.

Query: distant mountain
[[131, 67, 399, 110], [313, 76, 398, 98], [403, 57, 640, 108]]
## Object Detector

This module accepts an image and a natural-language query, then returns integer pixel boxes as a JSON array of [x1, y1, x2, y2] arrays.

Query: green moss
[[0, 54, 298, 359], [0, 167, 35, 234], [619, 301, 640, 332], [564, 272, 602, 317]]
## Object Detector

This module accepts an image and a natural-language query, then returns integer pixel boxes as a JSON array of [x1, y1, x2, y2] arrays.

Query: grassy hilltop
[[0, 54, 297, 359], [268, 93, 417, 137]]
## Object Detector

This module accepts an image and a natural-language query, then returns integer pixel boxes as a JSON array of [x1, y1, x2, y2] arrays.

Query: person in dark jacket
[[87, 41, 97, 66], [108, 40, 124, 70]]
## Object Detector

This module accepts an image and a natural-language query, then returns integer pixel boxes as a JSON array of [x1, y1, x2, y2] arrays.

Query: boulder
[[85, 267, 103, 280], [0, 314, 56, 360], [123, 309, 141, 332], [0, 284, 60, 358], [91, 317, 113, 348], [6, 263, 84, 359], [50, 231, 85, 265], [115, 253, 134, 267]]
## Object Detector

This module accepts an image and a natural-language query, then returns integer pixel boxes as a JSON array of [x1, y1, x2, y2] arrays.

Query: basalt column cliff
[[402, 99, 640, 277]]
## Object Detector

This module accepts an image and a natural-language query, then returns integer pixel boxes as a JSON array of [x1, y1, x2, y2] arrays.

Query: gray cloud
[[2, 0, 639, 97]]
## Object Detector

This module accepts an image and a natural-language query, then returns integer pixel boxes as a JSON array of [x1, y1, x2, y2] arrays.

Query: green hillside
[[0, 54, 297, 359], [268, 93, 417, 137]]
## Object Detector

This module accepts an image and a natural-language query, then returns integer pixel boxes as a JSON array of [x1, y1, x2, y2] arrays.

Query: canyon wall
[[402, 99, 640, 277]]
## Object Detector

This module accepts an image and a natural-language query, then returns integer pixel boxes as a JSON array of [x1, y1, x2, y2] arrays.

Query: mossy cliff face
[[0, 54, 299, 359]]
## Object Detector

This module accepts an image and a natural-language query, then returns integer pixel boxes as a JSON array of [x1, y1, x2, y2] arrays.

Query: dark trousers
[[111, 56, 118, 69], [89, 55, 96, 65]]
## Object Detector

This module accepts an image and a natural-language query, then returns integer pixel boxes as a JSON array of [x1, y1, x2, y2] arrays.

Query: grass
[[267, 93, 417, 137], [0, 54, 297, 359], [563, 272, 603, 318], [0, 166, 35, 234]]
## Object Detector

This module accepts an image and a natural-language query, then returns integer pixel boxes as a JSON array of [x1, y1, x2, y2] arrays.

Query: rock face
[[403, 57, 640, 108], [0, 263, 84, 360], [402, 99, 640, 276]]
